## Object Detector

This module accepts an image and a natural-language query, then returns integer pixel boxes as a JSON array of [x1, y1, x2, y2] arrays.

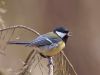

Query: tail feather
[[7, 41, 30, 45]]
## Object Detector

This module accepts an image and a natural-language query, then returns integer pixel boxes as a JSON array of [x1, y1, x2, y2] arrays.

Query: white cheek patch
[[56, 31, 66, 38]]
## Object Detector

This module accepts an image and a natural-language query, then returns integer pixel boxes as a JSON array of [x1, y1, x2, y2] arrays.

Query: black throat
[[62, 35, 68, 44]]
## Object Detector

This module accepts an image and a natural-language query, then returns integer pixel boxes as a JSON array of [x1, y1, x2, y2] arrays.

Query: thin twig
[[0, 25, 40, 36], [61, 51, 78, 75]]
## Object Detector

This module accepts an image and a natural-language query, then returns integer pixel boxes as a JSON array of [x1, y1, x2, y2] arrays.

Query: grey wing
[[28, 35, 53, 47]]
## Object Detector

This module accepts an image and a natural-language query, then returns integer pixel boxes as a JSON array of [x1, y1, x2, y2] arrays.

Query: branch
[[61, 51, 78, 75], [48, 57, 54, 75], [0, 25, 40, 36]]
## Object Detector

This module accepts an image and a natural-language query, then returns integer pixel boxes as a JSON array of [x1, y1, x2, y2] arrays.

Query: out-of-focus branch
[[0, 0, 7, 29], [0, 25, 40, 35], [0, 25, 41, 75], [61, 51, 78, 75]]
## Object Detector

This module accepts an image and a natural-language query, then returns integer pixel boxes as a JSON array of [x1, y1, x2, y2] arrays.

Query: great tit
[[8, 27, 71, 57]]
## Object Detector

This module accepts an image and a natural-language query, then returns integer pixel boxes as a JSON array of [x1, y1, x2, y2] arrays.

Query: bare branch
[[0, 25, 40, 36], [48, 57, 54, 75], [61, 51, 78, 75]]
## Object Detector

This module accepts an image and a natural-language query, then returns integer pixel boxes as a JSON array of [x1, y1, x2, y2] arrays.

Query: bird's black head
[[53, 27, 70, 43]]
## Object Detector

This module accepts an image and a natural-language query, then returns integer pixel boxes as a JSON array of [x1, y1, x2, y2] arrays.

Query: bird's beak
[[68, 32, 72, 37]]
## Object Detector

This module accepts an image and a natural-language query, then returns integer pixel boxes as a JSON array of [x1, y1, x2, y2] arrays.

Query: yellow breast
[[41, 41, 65, 57]]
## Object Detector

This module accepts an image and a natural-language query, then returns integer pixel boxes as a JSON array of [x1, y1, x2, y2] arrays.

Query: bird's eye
[[64, 31, 69, 33]]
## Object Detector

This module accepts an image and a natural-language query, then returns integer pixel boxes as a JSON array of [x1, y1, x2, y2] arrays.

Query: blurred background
[[0, 0, 100, 75]]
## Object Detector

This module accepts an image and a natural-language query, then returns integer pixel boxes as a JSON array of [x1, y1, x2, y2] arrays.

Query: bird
[[8, 27, 71, 58]]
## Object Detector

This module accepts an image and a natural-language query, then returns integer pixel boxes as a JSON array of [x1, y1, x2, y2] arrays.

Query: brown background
[[1, 0, 100, 75]]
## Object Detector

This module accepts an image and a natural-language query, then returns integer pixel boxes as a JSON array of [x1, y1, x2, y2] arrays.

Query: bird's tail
[[7, 41, 30, 45]]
